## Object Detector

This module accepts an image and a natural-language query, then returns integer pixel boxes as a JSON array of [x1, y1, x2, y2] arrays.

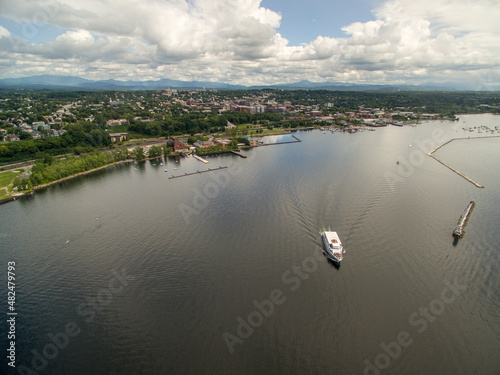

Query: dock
[[193, 154, 209, 163], [230, 150, 247, 158], [257, 135, 302, 146], [168, 166, 227, 179], [453, 200, 475, 238]]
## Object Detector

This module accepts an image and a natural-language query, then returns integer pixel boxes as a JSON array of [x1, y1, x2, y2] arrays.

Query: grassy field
[[249, 128, 289, 136], [0, 170, 19, 188], [0, 189, 8, 199], [0, 169, 23, 199]]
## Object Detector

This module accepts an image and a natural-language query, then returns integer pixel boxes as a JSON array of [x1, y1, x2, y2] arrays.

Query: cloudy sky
[[0, 0, 499, 88]]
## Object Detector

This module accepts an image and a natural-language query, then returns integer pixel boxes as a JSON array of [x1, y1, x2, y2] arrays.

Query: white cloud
[[0, 25, 11, 38], [0, 0, 498, 87]]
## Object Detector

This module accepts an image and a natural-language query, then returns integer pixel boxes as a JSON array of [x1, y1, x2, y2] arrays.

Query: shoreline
[[33, 159, 134, 191], [0, 190, 34, 205], [2, 117, 498, 204]]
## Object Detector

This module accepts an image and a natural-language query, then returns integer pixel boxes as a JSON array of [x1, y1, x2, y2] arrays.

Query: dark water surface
[[1, 114, 500, 374]]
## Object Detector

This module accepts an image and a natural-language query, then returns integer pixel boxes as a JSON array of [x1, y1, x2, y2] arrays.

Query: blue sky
[[261, 0, 380, 44], [0, 16, 65, 43], [0, 0, 498, 88]]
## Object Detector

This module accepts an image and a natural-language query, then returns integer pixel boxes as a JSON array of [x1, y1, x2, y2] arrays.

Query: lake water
[[1, 114, 500, 375]]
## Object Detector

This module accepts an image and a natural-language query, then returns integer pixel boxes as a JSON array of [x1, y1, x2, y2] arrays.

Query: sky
[[0, 0, 499, 88]]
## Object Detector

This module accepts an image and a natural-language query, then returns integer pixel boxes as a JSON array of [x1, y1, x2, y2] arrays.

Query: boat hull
[[321, 232, 344, 263]]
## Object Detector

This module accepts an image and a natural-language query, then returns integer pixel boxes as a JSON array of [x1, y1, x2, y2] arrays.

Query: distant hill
[[0, 75, 246, 90], [249, 79, 461, 91], [0, 75, 492, 91]]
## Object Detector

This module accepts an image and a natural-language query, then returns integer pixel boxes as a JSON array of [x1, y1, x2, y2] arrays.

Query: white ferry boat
[[321, 231, 345, 262]]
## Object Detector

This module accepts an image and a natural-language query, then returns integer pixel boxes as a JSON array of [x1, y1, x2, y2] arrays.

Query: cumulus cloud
[[0, 0, 498, 87]]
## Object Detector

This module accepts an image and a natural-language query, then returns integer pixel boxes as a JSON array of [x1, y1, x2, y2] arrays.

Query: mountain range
[[0, 75, 486, 91]]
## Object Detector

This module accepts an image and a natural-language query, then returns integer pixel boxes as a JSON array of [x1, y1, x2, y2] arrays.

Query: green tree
[[132, 146, 145, 161], [146, 122, 162, 137], [113, 147, 129, 161], [12, 177, 22, 189], [20, 178, 32, 190], [147, 145, 163, 158]]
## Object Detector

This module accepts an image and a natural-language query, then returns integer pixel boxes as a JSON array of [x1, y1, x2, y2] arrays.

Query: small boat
[[321, 231, 345, 263], [173, 168, 178, 170], [66, 240, 70, 244]]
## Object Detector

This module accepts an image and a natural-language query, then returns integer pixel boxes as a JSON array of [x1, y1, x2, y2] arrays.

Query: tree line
[[0, 122, 110, 164], [29, 148, 128, 186]]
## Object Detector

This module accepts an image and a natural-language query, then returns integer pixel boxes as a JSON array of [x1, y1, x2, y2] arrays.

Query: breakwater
[[229, 150, 247, 158], [453, 200, 475, 238], [258, 134, 302, 146], [426, 136, 500, 188], [168, 166, 228, 179]]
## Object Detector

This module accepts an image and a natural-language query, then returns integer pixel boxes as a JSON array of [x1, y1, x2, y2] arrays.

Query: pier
[[230, 150, 247, 158], [453, 200, 475, 238], [257, 135, 302, 146], [168, 166, 228, 179], [193, 154, 209, 163], [426, 136, 500, 189]]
